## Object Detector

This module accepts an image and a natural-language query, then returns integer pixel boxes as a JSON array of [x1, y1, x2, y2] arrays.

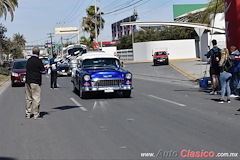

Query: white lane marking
[[46, 75, 50, 78], [0, 81, 10, 95], [70, 98, 88, 111], [148, 95, 186, 107]]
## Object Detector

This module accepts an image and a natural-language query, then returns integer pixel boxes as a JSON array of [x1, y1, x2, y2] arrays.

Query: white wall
[[133, 39, 196, 61], [102, 46, 117, 55]]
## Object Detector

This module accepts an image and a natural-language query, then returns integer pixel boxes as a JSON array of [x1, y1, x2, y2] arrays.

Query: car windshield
[[42, 59, 49, 65], [155, 52, 167, 56], [68, 48, 83, 56], [13, 61, 27, 69], [82, 58, 120, 69]]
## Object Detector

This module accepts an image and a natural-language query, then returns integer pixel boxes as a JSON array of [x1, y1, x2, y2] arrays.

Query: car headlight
[[125, 73, 132, 79], [12, 72, 19, 77], [83, 75, 91, 81]]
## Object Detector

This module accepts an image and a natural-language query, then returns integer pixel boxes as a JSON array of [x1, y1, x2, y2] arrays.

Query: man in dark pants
[[25, 47, 49, 119], [50, 53, 58, 89], [206, 39, 221, 95]]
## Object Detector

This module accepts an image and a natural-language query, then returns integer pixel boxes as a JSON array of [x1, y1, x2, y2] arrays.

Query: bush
[[0, 66, 10, 76]]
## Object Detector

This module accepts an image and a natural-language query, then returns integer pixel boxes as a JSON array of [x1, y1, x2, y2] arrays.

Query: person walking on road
[[219, 48, 232, 103], [25, 47, 49, 119], [229, 46, 240, 98], [206, 39, 221, 95], [50, 53, 58, 89]]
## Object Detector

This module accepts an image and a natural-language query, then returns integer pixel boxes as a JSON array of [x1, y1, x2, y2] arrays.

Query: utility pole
[[48, 33, 54, 56], [100, 11, 102, 49], [95, 0, 98, 50]]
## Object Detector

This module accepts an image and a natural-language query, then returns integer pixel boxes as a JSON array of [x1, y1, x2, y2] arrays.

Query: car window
[[82, 58, 120, 69], [13, 61, 27, 69], [155, 52, 167, 56]]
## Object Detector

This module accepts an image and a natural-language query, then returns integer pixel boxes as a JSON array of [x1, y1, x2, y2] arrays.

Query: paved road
[[0, 63, 239, 160]]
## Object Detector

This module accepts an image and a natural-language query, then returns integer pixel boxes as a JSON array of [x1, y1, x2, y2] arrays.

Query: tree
[[80, 36, 92, 50], [0, 0, 18, 21], [185, 0, 224, 24], [2, 38, 11, 59], [82, 6, 105, 43], [12, 33, 26, 49]]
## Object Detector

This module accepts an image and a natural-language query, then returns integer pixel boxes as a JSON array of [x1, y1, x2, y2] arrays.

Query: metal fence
[[115, 49, 134, 61]]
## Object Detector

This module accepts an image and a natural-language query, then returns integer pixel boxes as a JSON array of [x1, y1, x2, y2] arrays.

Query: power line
[[63, 0, 93, 24], [107, 0, 152, 16], [58, 0, 83, 25], [103, 0, 144, 15], [139, 0, 173, 19]]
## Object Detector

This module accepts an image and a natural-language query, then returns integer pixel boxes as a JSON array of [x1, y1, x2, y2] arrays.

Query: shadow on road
[[0, 157, 17, 160], [52, 106, 79, 110]]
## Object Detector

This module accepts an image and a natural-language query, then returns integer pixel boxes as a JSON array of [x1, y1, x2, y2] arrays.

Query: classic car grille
[[20, 73, 26, 76], [92, 79, 124, 87]]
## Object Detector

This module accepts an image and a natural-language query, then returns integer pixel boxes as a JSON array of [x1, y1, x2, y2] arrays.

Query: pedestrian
[[206, 39, 221, 95], [229, 46, 240, 97], [50, 53, 58, 89], [25, 47, 49, 119], [219, 48, 232, 103]]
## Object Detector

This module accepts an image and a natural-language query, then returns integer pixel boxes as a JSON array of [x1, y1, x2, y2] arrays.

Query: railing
[[115, 49, 134, 61]]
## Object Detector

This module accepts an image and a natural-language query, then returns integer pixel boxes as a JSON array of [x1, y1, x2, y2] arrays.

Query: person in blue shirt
[[49, 53, 58, 89], [229, 46, 240, 97]]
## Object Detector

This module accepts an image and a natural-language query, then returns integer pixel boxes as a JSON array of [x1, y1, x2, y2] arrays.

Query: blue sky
[[1, 0, 209, 45]]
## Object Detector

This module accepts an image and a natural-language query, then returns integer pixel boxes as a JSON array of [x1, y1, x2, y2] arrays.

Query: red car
[[10, 59, 27, 87], [153, 51, 169, 65]]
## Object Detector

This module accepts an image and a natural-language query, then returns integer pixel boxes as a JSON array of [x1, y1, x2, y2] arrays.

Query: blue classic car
[[72, 52, 133, 98]]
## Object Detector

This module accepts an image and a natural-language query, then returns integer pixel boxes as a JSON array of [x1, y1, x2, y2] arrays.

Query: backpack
[[211, 47, 221, 67]]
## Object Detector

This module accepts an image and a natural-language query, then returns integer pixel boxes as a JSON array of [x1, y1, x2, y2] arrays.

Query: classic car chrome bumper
[[82, 85, 132, 93]]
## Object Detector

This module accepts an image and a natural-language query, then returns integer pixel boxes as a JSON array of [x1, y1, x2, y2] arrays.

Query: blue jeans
[[220, 72, 232, 99], [230, 72, 239, 95]]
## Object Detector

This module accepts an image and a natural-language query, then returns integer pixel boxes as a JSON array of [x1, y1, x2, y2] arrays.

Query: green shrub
[[0, 66, 10, 76]]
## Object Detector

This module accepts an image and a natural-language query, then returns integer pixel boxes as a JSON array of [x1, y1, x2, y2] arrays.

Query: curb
[[0, 76, 10, 87], [169, 62, 199, 81]]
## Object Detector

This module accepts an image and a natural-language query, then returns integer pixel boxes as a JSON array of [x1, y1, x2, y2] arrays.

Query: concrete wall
[[133, 39, 196, 61]]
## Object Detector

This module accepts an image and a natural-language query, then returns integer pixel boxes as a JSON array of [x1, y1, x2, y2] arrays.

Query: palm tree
[[0, 0, 18, 21], [80, 36, 92, 50], [186, 0, 224, 24], [12, 33, 26, 49], [82, 6, 105, 43]]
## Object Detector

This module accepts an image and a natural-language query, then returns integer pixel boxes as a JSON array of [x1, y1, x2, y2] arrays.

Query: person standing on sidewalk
[[25, 47, 49, 119], [49, 53, 58, 89], [229, 46, 240, 98], [219, 48, 232, 103], [206, 39, 221, 95]]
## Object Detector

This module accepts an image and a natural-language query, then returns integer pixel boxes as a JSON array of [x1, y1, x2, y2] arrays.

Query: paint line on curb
[[169, 62, 199, 81]]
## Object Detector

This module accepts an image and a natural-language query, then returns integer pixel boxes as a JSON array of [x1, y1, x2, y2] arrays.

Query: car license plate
[[158, 59, 163, 62], [104, 88, 114, 93], [62, 73, 67, 75]]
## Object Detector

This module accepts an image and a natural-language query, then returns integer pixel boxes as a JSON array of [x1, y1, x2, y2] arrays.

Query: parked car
[[55, 57, 71, 76], [153, 51, 169, 65], [39, 56, 49, 65], [10, 59, 27, 87], [72, 52, 133, 98]]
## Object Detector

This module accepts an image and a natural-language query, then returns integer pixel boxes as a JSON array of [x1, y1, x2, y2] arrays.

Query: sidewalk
[[170, 59, 210, 81]]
